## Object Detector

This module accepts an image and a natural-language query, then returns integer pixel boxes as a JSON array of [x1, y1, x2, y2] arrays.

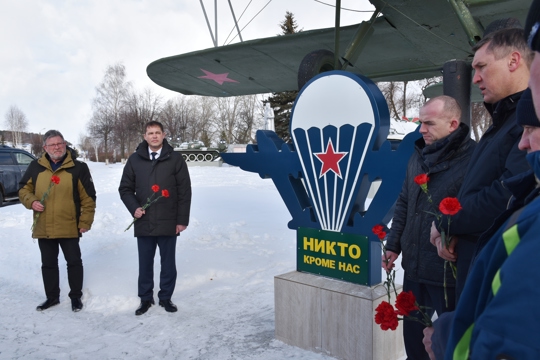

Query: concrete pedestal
[[275, 271, 404, 360], [186, 160, 223, 167]]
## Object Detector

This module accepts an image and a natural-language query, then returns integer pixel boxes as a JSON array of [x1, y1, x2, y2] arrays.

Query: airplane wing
[[147, 0, 530, 97]]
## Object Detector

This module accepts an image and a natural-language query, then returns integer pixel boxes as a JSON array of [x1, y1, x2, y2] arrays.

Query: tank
[[174, 140, 226, 163]]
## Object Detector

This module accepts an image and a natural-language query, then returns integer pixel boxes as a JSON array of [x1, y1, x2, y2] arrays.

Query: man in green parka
[[19, 130, 96, 312]]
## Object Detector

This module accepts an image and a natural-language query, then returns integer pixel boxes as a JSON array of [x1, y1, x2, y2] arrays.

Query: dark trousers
[[402, 278, 456, 360], [38, 238, 83, 300], [137, 236, 177, 301]]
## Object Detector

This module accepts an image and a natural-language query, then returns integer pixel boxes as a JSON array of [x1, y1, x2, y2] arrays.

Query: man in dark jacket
[[430, 27, 532, 301], [383, 95, 476, 360], [19, 130, 96, 312], [423, 88, 540, 360], [119, 121, 191, 315]]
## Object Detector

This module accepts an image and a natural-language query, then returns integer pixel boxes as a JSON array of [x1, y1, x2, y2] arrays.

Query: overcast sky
[[0, 0, 374, 145]]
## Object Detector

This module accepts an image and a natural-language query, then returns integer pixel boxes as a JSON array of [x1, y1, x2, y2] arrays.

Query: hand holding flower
[[31, 175, 61, 231], [134, 207, 145, 219], [373, 224, 398, 303], [124, 185, 170, 231], [430, 221, 457, 262], [31, 200, 45, 212], [381, 250, 398, 272], [413, 175, 462, 307]]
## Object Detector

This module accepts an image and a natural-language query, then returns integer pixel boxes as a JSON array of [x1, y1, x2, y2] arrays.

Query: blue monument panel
[[221, 70, 419, 287]]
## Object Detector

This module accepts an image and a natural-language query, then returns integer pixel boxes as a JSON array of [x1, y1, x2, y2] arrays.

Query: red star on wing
[[198, 69, 239, 85], [314, 140, 348, 178]]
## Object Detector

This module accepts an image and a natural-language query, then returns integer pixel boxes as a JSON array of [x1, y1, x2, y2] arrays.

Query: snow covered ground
[[0, 161, 404, 359]]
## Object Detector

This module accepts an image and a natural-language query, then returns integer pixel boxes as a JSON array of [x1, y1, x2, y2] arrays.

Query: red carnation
[[374, 301, 399, 331], [414, 174, 429, 186], [31, 175, 61, 231], [125, 184, 169, 231], [439, 197, 462, 216], [377, 231, 387, 240], [395, 291, 419, 316], [372, 225, 384, 235]]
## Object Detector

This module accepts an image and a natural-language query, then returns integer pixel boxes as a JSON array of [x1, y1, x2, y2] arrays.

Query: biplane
[[146, 0, 530, 105]]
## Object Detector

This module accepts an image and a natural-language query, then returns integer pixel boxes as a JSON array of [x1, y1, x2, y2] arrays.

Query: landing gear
[[297, 49, 342, 90]]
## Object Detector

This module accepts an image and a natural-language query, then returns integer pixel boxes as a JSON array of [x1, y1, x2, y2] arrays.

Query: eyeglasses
[[45, 142, 65, 148]]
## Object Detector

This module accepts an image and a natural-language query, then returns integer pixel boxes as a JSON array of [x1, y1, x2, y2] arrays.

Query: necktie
[[151, 152, 157, 161]]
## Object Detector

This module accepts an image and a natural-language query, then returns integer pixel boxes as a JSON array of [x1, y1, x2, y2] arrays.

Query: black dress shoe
[[36, 298, 60, 311], [159, 299, 178, 313], [135, 299, 155, 316], [71, 298, 83, 312]]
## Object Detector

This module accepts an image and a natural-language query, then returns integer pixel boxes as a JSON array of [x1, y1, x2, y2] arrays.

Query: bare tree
[[179, 98, 198, 143], [30, 134, 44, 157], [122, 91, 144, 154], [235, 95, 262, 144], [78, 134, 91, 159], [402, 81, 410, 118], [115, 108, 136, 158], [89, 137, 101, 162], [88, 63, 131, 158], [116, 87, 163, 155], [471, 102, 491, 141], [379, 77, 443, 120], [379, 81, 424, 119], [196, 96, 217, 145], [4, 105, 28, 147], [160, 98, 180, 146], [159, 96, 196, 145], [137, 88, 163, 131], [214, 97, 242, 144], [378, 82, 403, 120], [210, 95, 264, 145]]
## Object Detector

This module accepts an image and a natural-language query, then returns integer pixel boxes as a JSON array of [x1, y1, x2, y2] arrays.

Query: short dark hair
[[145, 121, 164, 133], [472, 28, 533, 67], [42, 130, 65, 146]]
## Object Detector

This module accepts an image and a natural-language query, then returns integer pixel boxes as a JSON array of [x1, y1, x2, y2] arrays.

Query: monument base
[[186, 160, 223, 167], [275, 271, 404, 360]]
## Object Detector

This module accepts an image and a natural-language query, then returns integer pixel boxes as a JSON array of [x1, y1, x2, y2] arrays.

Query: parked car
[[0, 145, 36, 206]]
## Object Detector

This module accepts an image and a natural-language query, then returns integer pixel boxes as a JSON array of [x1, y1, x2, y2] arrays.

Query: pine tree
[[279, 11, 300, 35], [264, 12, 301, 142]]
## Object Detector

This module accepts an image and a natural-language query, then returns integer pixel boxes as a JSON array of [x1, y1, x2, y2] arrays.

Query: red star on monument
[[198, 69, 239, 85], [314, 140, 348, 178]]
